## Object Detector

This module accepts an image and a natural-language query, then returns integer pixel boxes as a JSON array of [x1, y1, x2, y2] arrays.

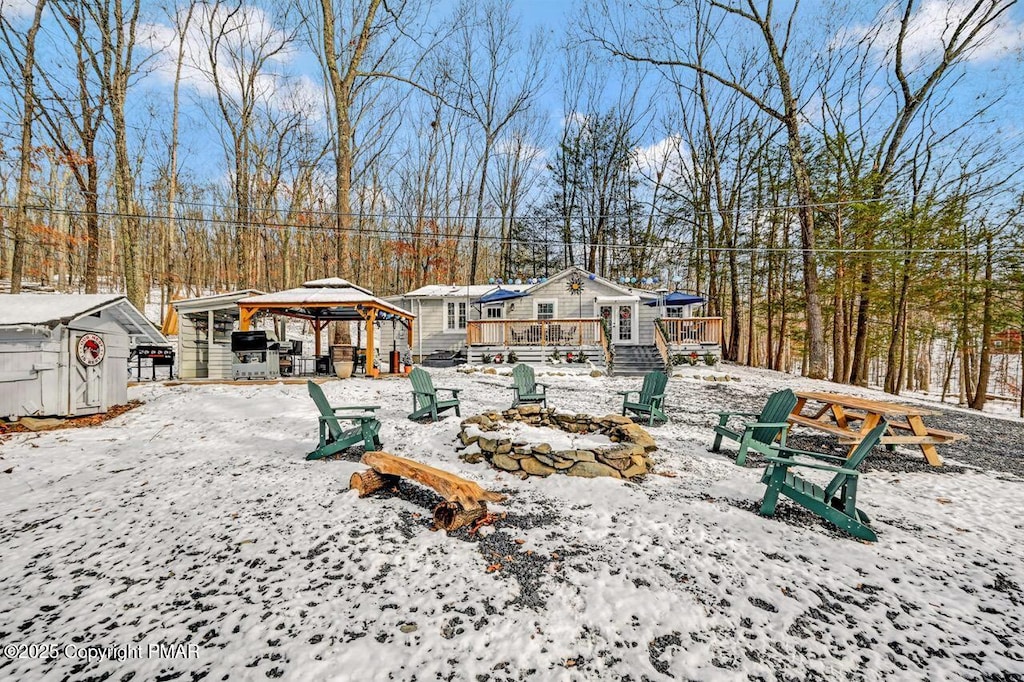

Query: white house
[[0, 294, 167, 418], [388, 266, 721, 371]]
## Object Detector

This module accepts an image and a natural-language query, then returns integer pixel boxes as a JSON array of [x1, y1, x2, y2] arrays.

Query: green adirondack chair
[[305, 380, 382, 460], [617, 371, 668, 426], [508, 363, 548, 408], [758, 420, 887, 542], [711, 388, 798, 466], [407, 367, 462, 421]]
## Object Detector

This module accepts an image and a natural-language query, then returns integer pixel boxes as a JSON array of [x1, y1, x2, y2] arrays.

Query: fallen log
[[433, 500, 487, 532], [349, 469, 400, 497], [361, 451, 506, 511]]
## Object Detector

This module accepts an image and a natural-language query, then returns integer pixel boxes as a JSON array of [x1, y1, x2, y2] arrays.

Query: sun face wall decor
[[566, 273, 585, 295]]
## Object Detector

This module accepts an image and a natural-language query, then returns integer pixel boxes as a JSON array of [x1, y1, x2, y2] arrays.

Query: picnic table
[[787, 391, 967, 467]]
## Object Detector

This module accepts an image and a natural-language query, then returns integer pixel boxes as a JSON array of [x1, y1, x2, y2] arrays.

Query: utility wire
[[1, 204, 1018, 256]]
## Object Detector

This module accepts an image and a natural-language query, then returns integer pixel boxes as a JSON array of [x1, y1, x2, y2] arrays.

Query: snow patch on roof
[[401, 284, 531, 298], [0, 293, 125, 326]]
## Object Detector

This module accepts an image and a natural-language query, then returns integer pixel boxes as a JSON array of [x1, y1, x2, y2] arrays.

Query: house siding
[[385, 297, 481, 360]]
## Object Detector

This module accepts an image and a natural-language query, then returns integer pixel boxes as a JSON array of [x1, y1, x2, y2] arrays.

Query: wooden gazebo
[[237, 278, 414, 378]]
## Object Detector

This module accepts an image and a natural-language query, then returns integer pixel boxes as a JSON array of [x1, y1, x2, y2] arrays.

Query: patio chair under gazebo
[[237, 278, 414, 378]]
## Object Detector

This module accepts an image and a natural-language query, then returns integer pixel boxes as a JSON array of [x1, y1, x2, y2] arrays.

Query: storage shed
[[0, 294, 167, 418], [171, 290, 264, 379]]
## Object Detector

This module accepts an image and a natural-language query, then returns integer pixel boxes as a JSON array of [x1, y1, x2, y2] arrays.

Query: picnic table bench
[[788, 391, 967, 467]]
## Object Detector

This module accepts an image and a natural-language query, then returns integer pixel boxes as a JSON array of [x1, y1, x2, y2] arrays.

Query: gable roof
[[0, 294, 167, 345], [525, 266, 658, 299]]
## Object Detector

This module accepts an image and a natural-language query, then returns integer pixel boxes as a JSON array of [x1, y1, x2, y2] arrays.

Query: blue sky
[[3, 0, 1024, 209]]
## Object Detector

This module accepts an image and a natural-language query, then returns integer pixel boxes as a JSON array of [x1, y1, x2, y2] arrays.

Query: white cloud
[[633, 134, 686, 182], [0, 0, 39, 21], [139, 4, 319, 121], [840, 0, 1024, 70]]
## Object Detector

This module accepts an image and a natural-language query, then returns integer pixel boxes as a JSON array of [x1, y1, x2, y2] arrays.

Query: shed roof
[[0, 294, 168, 345], [173, 290, 265, 313], [400, 283, 530, 299]]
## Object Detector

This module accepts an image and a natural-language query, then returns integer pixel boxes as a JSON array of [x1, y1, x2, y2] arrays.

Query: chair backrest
[[409, 367, 436, 396], [823, 420, 887, 499], [512, 363, 536, 393], [308, 380, 341, 439], [639, 371, 668, 405], [751, 388, 799, 444]]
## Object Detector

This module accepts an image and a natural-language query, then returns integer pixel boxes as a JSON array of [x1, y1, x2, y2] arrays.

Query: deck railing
[[660, 317, 723, 346], [467, 319, 605, 347], [653, 320, 670, 367]]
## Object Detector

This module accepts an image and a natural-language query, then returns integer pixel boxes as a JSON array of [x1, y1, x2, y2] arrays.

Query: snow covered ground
[[1, 364, 1022, 681]]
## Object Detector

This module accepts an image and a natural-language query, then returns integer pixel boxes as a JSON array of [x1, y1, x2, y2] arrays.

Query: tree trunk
[[969, 236, 994, 410], [9, 0, 47, 294]]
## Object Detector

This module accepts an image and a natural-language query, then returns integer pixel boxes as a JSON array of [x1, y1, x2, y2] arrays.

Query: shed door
[[69, 331, 105, 415]]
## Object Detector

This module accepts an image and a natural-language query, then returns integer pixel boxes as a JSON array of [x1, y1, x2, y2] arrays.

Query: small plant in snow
[[482, 353, 493, 364], [704, 353, 718, 366], [507, 350, 518, 364]]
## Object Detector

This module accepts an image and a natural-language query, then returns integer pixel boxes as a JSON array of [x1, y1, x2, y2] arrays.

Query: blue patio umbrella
[[644, 292, 705, 306]]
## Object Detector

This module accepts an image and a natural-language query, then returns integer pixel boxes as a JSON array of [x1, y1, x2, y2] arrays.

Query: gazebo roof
[[237, 280, 414, 322]]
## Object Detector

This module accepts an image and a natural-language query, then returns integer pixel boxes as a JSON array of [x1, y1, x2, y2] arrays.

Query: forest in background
[[1, 0, 1023, 412]]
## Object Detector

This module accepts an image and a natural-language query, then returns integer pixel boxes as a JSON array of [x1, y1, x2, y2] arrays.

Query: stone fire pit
[[457, 405, 657, 479]]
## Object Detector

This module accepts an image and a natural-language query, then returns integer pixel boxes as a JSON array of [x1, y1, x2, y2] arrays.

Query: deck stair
[[612, 345, 667, 376]]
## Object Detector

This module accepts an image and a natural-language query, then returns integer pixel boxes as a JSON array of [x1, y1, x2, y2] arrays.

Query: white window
[[485, 306, 503, 319], [446, 301, 467, 331], [535, 300, 556, 320], [666, 306, 686, 318]]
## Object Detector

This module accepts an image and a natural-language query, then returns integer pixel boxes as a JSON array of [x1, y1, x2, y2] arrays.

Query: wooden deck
[[467, 319, 605, 347], [660, 317, 723, 346]]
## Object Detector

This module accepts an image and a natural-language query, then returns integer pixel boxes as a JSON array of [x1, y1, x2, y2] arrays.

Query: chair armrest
[[435, 387, 461, 396], [742, 421, 790, 430], [320, 413, 376, 422], [768, 444, 845, 462], [616, 390, 639, 397], [332, 404, 379, 412], [716, 411, 761, 417], [536, 382, 549, 389], [763, 455, 859, 476]]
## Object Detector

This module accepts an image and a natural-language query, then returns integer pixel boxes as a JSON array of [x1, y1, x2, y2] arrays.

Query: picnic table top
[[794, 391, 939, 417]]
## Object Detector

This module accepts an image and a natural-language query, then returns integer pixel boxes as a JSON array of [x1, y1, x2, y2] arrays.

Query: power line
[[1, 204, 1020, 256], [136, 193, 900, 220]]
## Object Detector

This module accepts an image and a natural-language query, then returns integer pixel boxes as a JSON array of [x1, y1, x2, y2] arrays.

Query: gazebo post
[[314, 318, 322, 358], [365, 307, 378, 378], [406, 319, 414, 373], [239, 306, 256, 331]]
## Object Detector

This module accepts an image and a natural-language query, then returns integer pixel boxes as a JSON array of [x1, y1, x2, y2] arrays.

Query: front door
[[599, 302, 638, 345], [69, 331, 105, 415]]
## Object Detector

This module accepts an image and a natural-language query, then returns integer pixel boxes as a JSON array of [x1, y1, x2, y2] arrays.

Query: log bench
[[350, 451, 506, 531]]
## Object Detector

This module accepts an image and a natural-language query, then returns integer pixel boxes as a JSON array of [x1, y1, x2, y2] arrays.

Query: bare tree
[[584, 0, 830, 378], [0, 0, 47, 293], [448, 0, 545, 283], [847, 0, 1019, 386]]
